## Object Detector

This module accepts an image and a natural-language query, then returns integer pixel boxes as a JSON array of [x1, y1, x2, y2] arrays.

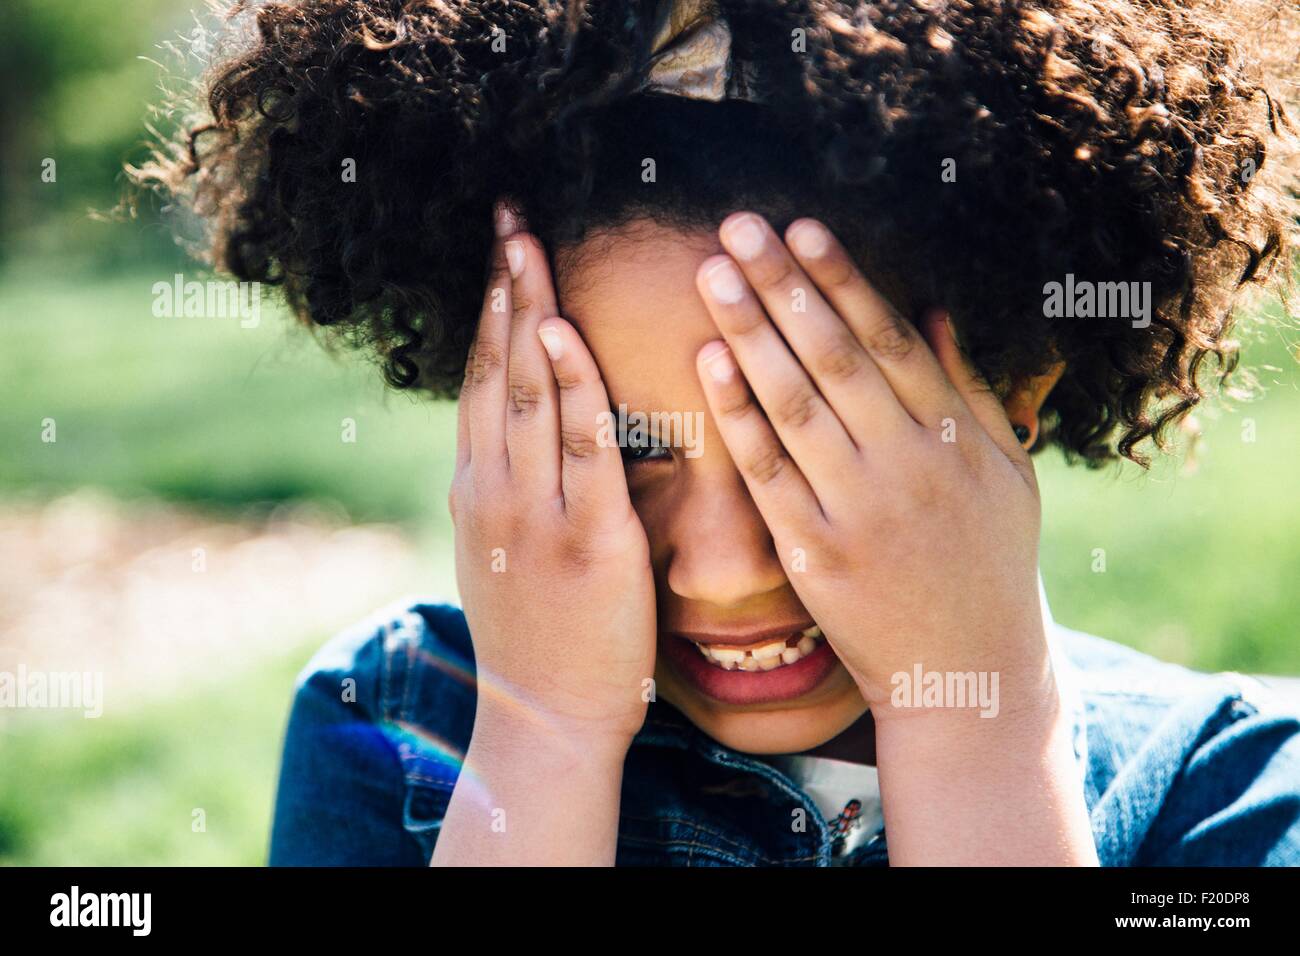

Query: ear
[[1003, 361, 1066, 449]]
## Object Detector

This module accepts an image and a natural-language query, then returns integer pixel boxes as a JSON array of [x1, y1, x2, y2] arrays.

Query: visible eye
[[620, 435, 672, 466]]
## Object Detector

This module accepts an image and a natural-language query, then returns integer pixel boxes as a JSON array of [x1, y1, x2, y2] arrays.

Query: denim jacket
[[268, 589, 1300, 866]]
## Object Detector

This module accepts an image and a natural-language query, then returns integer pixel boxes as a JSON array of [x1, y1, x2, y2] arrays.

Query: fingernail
[[722, 214, 766, 260], [705, 260, 745, 304], [537, 325, 563, 361], [505, 240, 525, 278], [789, 220, 830, 259], [494, 202, 518, 237], [702, 343, 736, 381]]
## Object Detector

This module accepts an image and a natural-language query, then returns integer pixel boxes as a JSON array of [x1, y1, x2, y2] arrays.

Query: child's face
[[556, 219, 868, 754]]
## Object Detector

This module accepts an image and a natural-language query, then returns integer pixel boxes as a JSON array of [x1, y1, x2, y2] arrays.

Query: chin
[[655, 659, 867, 755]]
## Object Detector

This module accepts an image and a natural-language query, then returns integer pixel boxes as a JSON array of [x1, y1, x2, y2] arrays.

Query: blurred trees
[[0, 0, 197, 271]]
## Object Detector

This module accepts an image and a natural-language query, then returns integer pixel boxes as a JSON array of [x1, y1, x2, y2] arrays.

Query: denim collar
[[631, 571, 1090, 864]]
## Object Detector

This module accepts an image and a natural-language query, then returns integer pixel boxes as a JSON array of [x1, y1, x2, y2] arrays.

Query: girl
[[143, 0, 1300, 865]]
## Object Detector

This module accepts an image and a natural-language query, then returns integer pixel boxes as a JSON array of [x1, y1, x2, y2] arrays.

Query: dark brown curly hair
[[136, 0, 1300, 466]]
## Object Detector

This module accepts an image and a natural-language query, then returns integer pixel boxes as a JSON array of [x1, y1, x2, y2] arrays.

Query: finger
[[696, 340, 826, 536], [695, 253, 857, 493], [777, 216, 965, 431], [921, 309, 1029, 465], [535, 318, 634, 522], [465, 202, 517, 473], [504, 232, 561, 495], [716, 212, 903, 442]]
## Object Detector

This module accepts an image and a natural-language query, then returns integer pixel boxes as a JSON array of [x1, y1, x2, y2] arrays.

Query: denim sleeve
[[268, 625, 427, 866], [1145, 687, 1300, 866]]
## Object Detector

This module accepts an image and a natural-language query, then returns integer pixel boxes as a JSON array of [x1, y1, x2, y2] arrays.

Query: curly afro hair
[[137, 0, 1300, 466]]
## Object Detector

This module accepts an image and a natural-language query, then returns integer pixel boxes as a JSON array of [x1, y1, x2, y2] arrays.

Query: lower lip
[[661, 633, 840, 705]]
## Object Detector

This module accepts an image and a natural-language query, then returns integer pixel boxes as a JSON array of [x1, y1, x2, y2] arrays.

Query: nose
[[662, 466, 791, 608]]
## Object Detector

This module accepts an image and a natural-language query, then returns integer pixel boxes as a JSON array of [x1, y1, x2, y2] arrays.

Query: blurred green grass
[[0, 267, 459, 865], [1039, 410, 1300, 675], [0, 269, 459, 525], [1038, 304, 1300, 675], [0, 649, 304, 865], [0, 267, 1297, 864]]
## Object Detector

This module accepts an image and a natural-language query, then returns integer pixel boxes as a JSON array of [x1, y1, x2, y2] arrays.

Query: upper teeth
[[694, 625, 822, 671]]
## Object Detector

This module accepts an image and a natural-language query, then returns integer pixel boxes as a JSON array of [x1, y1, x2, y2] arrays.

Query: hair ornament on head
[[638, 0, 765, 102]]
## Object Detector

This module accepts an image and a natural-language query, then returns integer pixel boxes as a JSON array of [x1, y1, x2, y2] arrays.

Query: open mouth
[[690, 625, 824, 672], [663, 622, 839, 705]]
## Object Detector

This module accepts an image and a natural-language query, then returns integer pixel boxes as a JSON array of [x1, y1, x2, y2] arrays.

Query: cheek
[[624, 464, 713, 592], [624, 454, 753, 578], [625, 474, 674, 565]]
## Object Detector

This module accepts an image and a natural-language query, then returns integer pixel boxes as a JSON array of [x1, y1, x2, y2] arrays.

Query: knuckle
[[502, 509, 529, 543], [552, 366, 588, 393], [863, 506, 906, 546], [724, 305, 767, 338], [559, 426, 600, 461], [507, 380, 544, 418], [482, 260, 507, 294], [904, 476, 941, 512], [469, 470, 504, 508], [458, 495, 491, 537], [814, 338, 865, 381], [487, 261, 510, 293], [863, 315, 917, 361], [511, 291, 536, 318], [743, 444, 791, 485], [773, 387, 820, 429], [819, 253, 858, 290], [899, 454, 954, 509], [557, 532, 598, 570], [716, 387, 755, 420], [468, 341, 506, 385], [449, 466, 473, 497], [458, 498, 494, 541], [754, 253, 794, 290]]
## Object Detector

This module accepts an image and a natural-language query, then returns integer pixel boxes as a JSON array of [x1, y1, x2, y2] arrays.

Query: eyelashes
[[619, 434, 673, 466], [606, 405, 694, 468]]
